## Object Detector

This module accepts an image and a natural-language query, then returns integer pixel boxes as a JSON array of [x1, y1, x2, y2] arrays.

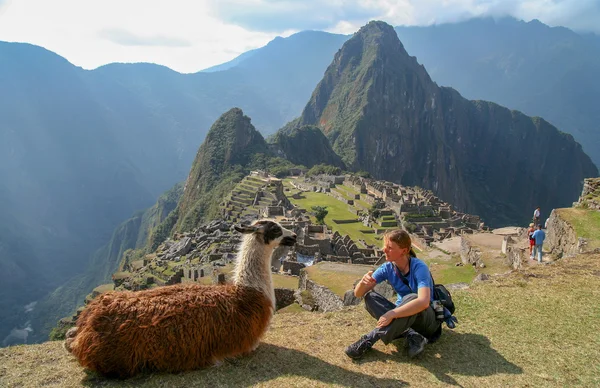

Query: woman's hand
[[377, 310, 397, 328], [361, 271, 376, 287]]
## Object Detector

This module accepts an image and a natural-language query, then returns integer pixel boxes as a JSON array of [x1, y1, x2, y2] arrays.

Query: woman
[[344, 229, 441, 360], [527, 223, 536, 259]]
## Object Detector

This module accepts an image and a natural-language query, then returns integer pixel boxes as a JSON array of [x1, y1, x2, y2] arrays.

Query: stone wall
[[575, 177, 600, 210], [296, 243, 321, 256], [283, 260, 306, 276], [298, 269, 344, 312], [274, 288, 296, 310], [545, 209, 579, 257], [505, 246, 526, 270], [332, 219, 360, 224], [460, 237, 482, 265]]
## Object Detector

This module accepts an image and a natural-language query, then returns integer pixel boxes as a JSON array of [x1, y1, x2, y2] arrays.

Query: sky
[[0, 0, 598, 73]]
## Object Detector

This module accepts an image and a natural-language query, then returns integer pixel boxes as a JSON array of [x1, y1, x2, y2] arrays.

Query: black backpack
[[433, 283, 455, 315]]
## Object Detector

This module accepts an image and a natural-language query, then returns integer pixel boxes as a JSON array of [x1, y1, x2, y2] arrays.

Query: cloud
[[208, 0, 600, 34], [0, 0, 283, 73], [98, 28, 191, 47], [0, 0, 598, 74], [208, 0, 384, 32]]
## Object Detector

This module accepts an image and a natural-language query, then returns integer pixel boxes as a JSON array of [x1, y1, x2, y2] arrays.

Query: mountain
[[202, 18, 600, 167], [176, 108, 271, 231], [394, 17, 600, 167], [288, 20, 598, 226], [268, 124, 345, 168]]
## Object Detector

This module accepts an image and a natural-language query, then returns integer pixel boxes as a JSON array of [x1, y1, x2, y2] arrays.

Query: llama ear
[[235, 225, 258, 234]]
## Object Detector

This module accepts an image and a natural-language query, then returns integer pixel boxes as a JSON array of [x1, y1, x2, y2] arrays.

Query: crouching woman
[[345, 230, 441, 359]]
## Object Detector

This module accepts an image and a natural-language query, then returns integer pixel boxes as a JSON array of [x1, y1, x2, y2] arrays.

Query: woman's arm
[[376, 287, 431, 328], [354, 270, 377, 298]]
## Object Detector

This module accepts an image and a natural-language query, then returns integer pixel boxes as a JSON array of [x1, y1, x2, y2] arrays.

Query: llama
[[64, 219, 296, 378]]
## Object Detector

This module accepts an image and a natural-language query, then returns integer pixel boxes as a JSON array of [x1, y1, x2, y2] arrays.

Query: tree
[[311, 206, 329, 224], [370, 204, 380, 219]]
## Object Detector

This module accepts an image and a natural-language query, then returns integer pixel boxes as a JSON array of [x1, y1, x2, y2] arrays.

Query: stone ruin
[[347, 175, 484, 245]]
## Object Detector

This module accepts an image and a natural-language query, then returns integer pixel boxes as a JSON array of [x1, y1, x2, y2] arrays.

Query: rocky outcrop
[[505, 246, 526, 270], [575, 177, 600, 211], [460, 237, 482, 266], [545, 210, 579, 257]]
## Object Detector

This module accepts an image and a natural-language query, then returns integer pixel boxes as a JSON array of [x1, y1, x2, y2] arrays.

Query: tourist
[[533, 207, 541, 227], [344, 230, 441, 360], [527, 223, 536, 259], [531, 224, 546, 263]]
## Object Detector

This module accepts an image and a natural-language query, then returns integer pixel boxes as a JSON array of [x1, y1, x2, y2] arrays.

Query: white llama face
[[235, 220, 297, 247]]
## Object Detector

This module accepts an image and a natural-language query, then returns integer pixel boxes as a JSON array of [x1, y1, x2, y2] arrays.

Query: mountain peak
[[298, 20, 434, 164], [176, 108, 268, 229]]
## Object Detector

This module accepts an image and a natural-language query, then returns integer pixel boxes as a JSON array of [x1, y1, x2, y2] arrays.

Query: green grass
[[557, 208, 600, 249], [304, 263, 370, 297], [5, 254, 600, 387], [331, 188, 353, 201], [288, 191, 382, 246], [92, 284, 114, 294], [272, 274, 299, 289], [424, 260, 477, 285], [276, 303, 307, 314], [339, 184, 359, 195]]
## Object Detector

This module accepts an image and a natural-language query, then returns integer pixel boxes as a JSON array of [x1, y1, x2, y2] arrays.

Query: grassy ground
[[272, 274, 300, 289], [425, 260, 477, 285], [557, 208, 600, 249], [305, 262, 373, 297], [3, 253, 600, 387], [92, 284, 115, 294], [288, 191, 380, 246]]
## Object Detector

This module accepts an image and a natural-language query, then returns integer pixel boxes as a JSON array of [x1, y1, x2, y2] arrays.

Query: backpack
[[433, 284, 455, 315]]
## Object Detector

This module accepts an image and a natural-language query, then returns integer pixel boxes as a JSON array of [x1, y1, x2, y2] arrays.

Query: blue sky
[[0, 0, 598, 73]]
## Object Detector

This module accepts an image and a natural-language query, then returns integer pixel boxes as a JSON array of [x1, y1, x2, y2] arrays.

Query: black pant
[[364, 291, 441, 345]]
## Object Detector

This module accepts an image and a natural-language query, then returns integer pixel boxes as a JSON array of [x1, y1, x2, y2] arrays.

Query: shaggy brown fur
[[66, 283, 272, 378]]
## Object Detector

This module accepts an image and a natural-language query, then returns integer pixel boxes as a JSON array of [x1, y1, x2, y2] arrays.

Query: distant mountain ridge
[[286, 21, 598, 226]]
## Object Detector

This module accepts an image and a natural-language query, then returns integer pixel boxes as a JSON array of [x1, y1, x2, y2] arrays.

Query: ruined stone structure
[[347, 175, 484, 245], [574, 177, 600, 211]]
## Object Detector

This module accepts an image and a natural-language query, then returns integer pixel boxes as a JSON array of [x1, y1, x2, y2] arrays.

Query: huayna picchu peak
[[176, 108, 270, 231], [287, 20, 597, 226]]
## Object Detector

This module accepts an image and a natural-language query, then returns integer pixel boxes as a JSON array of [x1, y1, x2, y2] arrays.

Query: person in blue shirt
[[531, 224, 546, 263], [344, 230, 441, 360]]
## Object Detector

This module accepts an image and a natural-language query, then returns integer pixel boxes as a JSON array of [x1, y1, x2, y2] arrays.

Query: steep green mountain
[[268, 124, 345, 168], [291, 20, 598, 226], [176, 108, 271, 231], [395, 17, 600, 167]]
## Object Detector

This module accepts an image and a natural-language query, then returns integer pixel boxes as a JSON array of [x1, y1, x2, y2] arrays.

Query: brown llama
[[64, 219, 296, 378]]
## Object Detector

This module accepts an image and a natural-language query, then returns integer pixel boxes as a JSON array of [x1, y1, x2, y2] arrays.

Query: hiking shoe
[[345, 335, 374, 359], [406, 331, 428, 358]]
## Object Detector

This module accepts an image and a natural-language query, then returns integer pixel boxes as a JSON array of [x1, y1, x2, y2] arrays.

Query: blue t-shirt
[[532, 229, 546, 245], [372, 257, 434, 306]]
